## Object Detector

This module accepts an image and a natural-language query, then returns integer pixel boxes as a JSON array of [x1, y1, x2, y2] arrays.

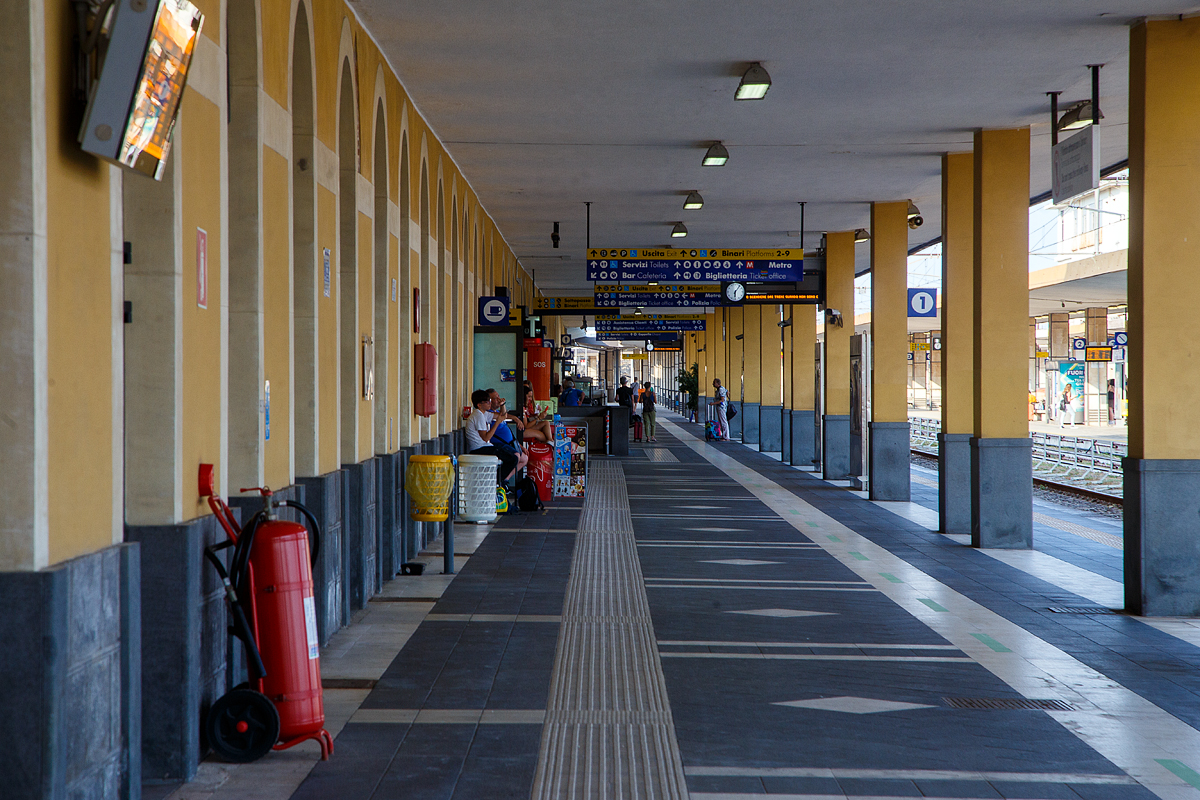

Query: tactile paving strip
[[644, 448, 680, 463], [531, 460, 689, 800]]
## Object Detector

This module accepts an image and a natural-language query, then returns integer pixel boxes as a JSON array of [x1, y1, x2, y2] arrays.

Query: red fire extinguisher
[[199, 466, 334, 762]]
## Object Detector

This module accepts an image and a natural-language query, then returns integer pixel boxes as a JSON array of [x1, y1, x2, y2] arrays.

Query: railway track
[[909, 448, 1123, 506]]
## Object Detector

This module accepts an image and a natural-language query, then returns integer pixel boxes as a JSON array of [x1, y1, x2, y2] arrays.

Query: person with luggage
[[709, 378, 729, 440], [642, 381, 658, 442]]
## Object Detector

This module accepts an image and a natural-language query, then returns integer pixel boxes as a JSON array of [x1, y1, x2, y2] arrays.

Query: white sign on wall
[[1052, 125, 1100, 205]]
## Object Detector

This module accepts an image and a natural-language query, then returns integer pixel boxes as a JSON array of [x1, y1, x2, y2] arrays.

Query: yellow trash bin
[[405, 455, 454, 521]]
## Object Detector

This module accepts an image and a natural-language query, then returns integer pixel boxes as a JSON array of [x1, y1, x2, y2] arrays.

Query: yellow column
[[1126, 16, 1200, 614], [939, 152, 975, 533], [823, 231, 855, 478], [790, 305, 817, 466], [869, 202, 911, 500], [781, 312, 793, 461], [758, 305, 783, 450], [742, 305, 763, 444], [971, 128, 1032, 548]]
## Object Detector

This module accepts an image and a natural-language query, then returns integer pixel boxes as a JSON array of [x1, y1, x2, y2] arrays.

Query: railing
[[908, 416, 1126, 477]]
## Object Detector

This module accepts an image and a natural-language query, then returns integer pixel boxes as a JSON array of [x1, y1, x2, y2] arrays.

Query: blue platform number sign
[[907, 288, 937, 318], [479, 296, 510, 326], [1072, 338, 1087, 350]]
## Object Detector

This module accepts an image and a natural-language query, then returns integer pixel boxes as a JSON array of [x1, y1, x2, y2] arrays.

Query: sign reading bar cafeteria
[[595, 313, 706, 333], [588, 247, 805, 282]]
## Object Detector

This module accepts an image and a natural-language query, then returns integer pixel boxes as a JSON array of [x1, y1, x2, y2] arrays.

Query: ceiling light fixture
[[854, 228, 871, 243], [702, 142, 729, 166], [1057, 99, 1103, 131], [671, 222, 688, 238], [683, 191, 704, 210], [735, 63, 772, 100], [648, 281, 659, 286], [907, 202, 923, 229]]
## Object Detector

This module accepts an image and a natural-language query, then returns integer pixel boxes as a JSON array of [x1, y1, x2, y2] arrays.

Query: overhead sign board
[[587, 247, 805, 282], [907, 288, 937, 318], [1085, 346, 1113, 362], [1052, 125, 1100, 205], [594, 284, 721, 308], [622, 353, 649, 360], [535, 296, 595, 311], [743, 279, 823, 304], [595, 313, 706, 333]]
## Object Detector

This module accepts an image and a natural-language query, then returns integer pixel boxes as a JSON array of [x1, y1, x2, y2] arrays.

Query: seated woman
[[520, 384, 554, 443]]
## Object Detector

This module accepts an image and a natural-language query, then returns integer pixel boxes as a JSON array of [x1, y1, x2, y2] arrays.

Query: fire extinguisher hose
[[203, 543, 268, 681], [276, 500, 322, 569]]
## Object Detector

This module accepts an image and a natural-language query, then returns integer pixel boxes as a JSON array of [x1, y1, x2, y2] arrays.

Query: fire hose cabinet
[[415, 343, 437, 417]]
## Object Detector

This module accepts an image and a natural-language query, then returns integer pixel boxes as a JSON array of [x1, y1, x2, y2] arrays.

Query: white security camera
[[825, 308, 844, 328], [907, 202, 923, 229]]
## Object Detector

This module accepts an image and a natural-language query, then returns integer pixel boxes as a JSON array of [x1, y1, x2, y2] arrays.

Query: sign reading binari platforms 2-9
[[587, 248, 805, 282]]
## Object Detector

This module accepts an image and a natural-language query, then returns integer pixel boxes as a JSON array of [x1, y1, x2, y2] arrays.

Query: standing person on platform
[[550, 372, 561, 398], [1107, 379, 1116, 425], [642, 381, 658, 442], [465, 389, 519, 483], [1059, 383, 1075, 428], [709, 378, 729, 440], [559, 379, 583, 407], [616, 376, 634, 410]]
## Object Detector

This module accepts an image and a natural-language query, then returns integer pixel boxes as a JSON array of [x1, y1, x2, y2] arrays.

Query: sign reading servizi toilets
[[1052, 125, 1099, 205]]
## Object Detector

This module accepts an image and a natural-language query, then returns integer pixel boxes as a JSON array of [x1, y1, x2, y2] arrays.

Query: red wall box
[[415, 343, 437, 417]]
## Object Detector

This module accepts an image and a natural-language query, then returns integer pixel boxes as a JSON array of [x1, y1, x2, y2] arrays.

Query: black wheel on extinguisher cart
[[206, 688, 280, 763]]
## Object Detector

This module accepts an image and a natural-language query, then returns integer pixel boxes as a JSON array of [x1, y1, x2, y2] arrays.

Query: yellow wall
[[180, 95, 225, 521], [318, 187, 339, 473], [263, 148, 292, 487], [1128, 17, 1200, 459], [941, 152, 975, 436], [760, 306, 782, 407], [791, 306, 815, 410], [45, 0, 116, 563], [743, 306, 762, 403], [870, 202, 909, 424], [972, 129, 1030, 440], [357, 212, 373, 457]]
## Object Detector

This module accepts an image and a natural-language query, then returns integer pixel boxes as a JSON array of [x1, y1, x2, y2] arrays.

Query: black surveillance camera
[[908, 215, 924, 230]]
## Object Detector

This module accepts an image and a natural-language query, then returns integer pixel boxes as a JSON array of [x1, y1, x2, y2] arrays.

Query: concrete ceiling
[[350, 1, 1192, 294]]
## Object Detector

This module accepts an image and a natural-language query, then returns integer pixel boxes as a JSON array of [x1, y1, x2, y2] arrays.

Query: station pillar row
[[760, 305, 784, 452], [971, 128, 1033, 549], [742, 305, 763, 444], [791, 306, 817, 467], [781, 314, 793, 461], [823, 231, 855, 479], [869, 202, 911, 500], [940, 152, 975, 535], [1126, 16, 1200, 615]]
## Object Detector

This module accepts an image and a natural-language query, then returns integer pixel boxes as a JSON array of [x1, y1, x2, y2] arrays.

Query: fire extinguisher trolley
[[199, 468, 334, 762]]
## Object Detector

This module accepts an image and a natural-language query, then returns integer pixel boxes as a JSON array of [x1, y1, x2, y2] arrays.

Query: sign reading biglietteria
[[594, 284, 721, 308], [594, 313, 707, 333], [587, 248, 804, 282]]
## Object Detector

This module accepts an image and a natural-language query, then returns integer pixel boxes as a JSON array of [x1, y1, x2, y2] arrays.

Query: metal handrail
[[908, 417, 1126, 476]]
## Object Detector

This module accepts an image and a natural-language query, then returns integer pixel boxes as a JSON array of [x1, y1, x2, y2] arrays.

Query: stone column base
[[938, 433, 972, 534], [780, 409, 792, 462], [869, 421, 911, 501], [1124, 458, 1200, 616], [822, 414, 851, 480], [790, 409, 816, 466], [297, 469, 349, 642], [343, 458, 380, 610], [759, 405, 783, 452], [729, 401, 743, 439], [742, 402, 761, 445], [970, 437, 1032, 549]]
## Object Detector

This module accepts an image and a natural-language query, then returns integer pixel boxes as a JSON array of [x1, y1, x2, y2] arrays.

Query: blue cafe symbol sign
[[907, 288, 937, 318], [479, 295, 510, 326]]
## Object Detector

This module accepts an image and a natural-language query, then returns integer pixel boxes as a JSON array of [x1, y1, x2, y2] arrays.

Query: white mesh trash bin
[[457, 454, 500, 522]]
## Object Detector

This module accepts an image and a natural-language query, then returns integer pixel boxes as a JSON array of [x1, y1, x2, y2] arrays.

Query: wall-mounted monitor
[[79, 0, 203, 180]]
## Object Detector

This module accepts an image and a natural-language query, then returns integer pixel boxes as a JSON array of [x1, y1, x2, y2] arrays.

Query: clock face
[[725, 282, 746, 302]]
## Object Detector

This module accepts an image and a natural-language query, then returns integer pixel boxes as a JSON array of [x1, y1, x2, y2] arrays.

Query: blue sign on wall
[[907, 288, 937, 318], [478, 296, 510, 326]]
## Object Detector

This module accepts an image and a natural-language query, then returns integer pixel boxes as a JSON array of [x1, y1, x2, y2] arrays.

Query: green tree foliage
[[677, 362, 700, 412]]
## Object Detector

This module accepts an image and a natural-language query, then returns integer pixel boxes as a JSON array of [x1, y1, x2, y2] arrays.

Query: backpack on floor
[[516, 477, 544, 512], [495, 485, 510, 514]]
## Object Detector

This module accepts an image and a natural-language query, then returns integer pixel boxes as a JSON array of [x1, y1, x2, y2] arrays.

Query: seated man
[[465, 389, 519, 483], [559, 378, 583, 407], [487, 388, 530, 482]]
